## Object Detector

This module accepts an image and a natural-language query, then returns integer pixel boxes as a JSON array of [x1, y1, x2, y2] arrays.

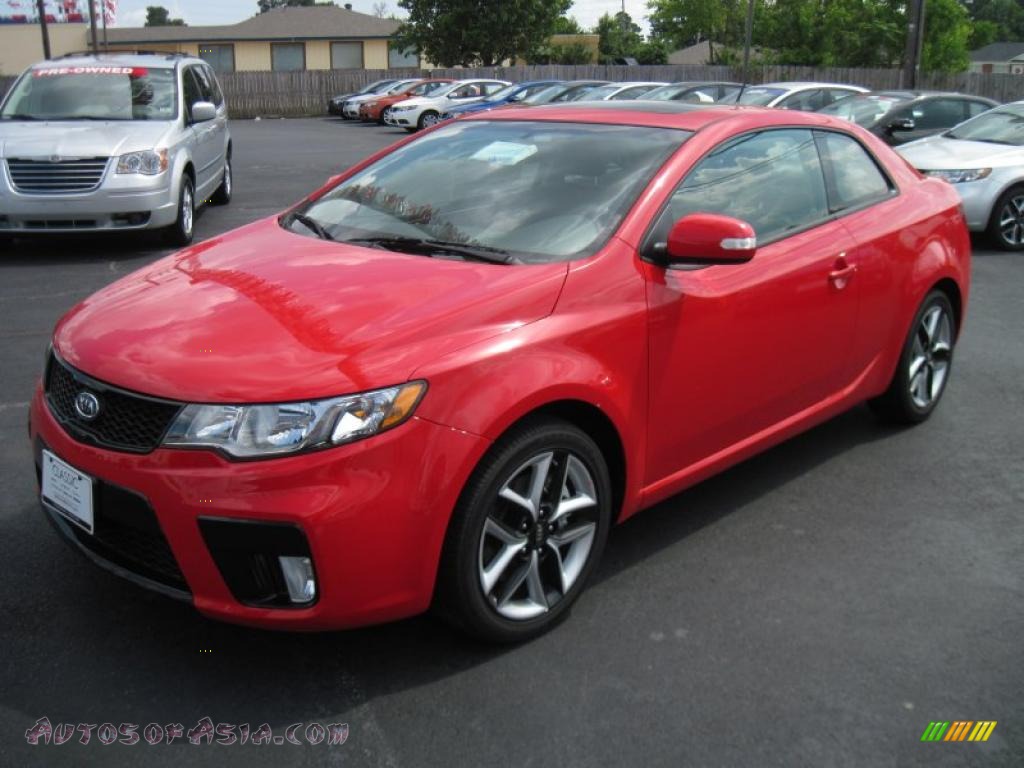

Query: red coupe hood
[[54, 218, 568, 403]]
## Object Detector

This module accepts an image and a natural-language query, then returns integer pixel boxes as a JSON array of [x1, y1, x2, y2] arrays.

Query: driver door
[[644, 129, 860, 486]]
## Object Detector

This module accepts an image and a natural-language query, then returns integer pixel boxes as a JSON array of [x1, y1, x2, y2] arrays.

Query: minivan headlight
[[117, 149, 169, 175], [163, 381, 426, 458]]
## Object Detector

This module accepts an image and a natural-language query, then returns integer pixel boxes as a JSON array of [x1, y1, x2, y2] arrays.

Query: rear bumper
[[30, 384, 491, 630]]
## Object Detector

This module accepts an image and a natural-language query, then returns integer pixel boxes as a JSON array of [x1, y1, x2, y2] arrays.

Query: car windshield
[[819, 94, 907, 126], [1, 65, 177, 121], [414, 81, 449, 96], [384, 80, 418, 95], [484, 84, 521, 102], [522, 85, 572, 105], [735, 87, 787, 105], [360, 79, 394, 94], [582, 85, 620, 100], [286, 120, 689, 263], [945, 103, 1024, 144]]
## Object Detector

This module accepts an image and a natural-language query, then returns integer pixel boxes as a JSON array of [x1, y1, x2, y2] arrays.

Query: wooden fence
[[3, 66, 1024, 119]]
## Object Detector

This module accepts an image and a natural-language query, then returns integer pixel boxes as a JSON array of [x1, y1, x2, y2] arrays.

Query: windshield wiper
[[345, 236, 514, 264], [288, 212, 335, 241]]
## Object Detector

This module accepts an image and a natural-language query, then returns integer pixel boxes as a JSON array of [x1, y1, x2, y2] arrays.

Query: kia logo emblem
[[74, 391, 101, 421]]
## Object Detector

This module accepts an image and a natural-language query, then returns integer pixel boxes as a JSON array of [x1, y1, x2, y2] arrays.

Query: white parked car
[[385, 79, 510, 131], [897, 101, 1024, 250], [732, 81, 868, 111], [575, 82, 667, 101], [341, 78, 419, 119]]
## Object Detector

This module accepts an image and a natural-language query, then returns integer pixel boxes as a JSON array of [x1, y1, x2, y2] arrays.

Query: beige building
[[0, 5, 414, 76]]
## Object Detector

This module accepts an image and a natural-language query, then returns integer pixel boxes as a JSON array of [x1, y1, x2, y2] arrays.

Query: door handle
[[828, 254, 857, 289]]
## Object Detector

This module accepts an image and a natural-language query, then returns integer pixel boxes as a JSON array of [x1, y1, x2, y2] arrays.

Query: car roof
[[471, 100, 856, 132], [757, 81, 866, 90], [871, 89, 994, 101], [34, 52, 194, 69]]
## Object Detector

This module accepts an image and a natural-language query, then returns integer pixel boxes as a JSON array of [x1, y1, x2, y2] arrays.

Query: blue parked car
[[440, 80, 563, 121]]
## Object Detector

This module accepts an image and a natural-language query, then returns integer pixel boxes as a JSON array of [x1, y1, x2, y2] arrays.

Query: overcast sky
[[110, 0, 651, 32]]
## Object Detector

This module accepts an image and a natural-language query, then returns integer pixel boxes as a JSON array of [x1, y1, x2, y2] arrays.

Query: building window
[[388, 43, 418, 68], [330, 41, 364, 69], [271, 43, 306, 72], [198, 44, 235, 74]]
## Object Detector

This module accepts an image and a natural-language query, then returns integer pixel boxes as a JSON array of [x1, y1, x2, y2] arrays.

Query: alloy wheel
[[223, 160, 232, 197], [421, 112, 440, 128], [998, 194, 1024, 246], [908, 304, 952, 409], [478, 450, 598, 620], [181, 183, 194, 237]]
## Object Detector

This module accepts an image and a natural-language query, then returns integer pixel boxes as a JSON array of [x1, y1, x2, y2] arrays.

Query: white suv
[[385, 79, 510, 131], [0, 52, 232, 246]]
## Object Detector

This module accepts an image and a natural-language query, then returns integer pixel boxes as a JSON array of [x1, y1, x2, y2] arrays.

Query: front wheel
[[210, 154, 232, 205], [988, 184, 1024, 251], [417, 111, 440, 130], [435, 418, 612, 643], [379, 107, 392, 125], [869, 290, 956, 424], [164, 176, 195, 247]]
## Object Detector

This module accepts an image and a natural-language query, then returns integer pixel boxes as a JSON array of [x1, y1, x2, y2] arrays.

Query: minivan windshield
[[285, 120, 688, 263], [1, 65, 178, 121], [945, 103, 1024, 145]]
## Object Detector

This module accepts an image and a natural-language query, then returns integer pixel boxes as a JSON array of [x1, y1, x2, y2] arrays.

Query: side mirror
[[888, 117, 915, 132], [658, 213, 756, 265], [191, 101, 217, 122]]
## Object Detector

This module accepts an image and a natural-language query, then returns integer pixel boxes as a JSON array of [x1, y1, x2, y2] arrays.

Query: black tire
[[987, 184, 1024, 251], [210, 153, 232, 206], [378, 107, 391, 125], [434, 418, 612, 643], [416, 110, 439, 131], [869, 290, 956, 424], [164, 175, 195, 247]]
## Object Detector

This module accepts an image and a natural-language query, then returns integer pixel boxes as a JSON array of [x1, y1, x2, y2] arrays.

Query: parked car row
[[328, 77, 1022, 250]]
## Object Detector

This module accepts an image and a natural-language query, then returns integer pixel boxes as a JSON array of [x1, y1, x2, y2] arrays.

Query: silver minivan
[[0, 52, 231, 246]]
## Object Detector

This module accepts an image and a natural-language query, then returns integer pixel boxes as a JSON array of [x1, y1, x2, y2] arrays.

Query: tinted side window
[[182, 68, 202, 112], [912, 98, 967, 129], [667, 129, 829, 242], [967, 100, 991, 118], [816, 132, 892, 211]]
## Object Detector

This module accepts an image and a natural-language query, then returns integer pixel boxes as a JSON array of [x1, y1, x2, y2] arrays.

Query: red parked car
[[31, 103, 970, 642], [359, 78, 454, 124]]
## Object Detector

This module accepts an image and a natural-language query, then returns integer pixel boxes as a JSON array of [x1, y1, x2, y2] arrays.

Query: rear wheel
[[164, 175, 195, 247], [988, 184, 1024, 250], [869, 290, 956, 424], [435, 418, 612, 643]]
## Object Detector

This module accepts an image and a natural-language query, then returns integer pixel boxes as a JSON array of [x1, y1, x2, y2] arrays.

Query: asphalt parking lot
[[1, 117, 1022, 767]]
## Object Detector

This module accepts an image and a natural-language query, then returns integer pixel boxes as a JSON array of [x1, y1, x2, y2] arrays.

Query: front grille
[[7, 157, 109, 194], [45, 354, 183, 453]]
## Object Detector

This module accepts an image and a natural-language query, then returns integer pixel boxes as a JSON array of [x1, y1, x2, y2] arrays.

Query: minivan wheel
[[988, 184, 1024, 251], [210, 155, 232, 205], [435, 418, 612, 643], [869, 290, 956, 424], [165, 176, 195, 247]]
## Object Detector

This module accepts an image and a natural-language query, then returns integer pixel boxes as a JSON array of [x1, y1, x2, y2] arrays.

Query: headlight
[[391, 105, 415, 112], [925, 168, 992, 184], [116, 149, 168, 175], [163, 381, 426, 459], [365, 101, 378, 108]]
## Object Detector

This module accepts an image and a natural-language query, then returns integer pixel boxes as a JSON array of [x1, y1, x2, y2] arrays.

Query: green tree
[[394, 0, 572, 67], [553, 15, 584, 35], [921, 0, 972, 71], [145, 5, 186, 26], [594, 11, 644, 61], [257, 0, 316, 13], [963, 0, 1024, 45]]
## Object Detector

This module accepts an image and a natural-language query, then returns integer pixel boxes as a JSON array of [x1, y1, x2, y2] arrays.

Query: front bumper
[[949, 177, 1004, 231], [0, 165, 177, 233], [30, 384, 490, 630], [342, 102, 362, 119], [385, 109, 417, 128]]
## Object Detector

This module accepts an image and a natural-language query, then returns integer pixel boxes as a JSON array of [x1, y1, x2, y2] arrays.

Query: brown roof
[[103, 6, 400, 44]]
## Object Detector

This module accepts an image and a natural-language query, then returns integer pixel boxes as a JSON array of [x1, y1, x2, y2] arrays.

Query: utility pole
[[903, 0, 926, 88], [742, 0, 754, 84], [36, 0, 52, 59], [88, 0, 99, 55], [102, 1, 109, 51]]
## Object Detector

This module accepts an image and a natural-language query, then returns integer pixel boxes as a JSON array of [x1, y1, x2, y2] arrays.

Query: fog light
[[279, 555, 316, 603]]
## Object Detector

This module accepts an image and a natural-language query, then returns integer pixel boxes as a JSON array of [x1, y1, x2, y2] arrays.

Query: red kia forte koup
[[31, 103, 970, 642]]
